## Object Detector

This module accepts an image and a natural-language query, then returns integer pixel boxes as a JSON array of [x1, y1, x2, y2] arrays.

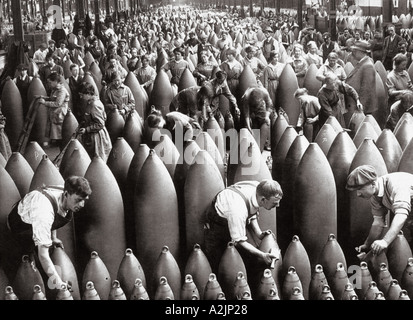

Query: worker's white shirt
[[215, 181, 260, 242], [17, 187, 67, 247]]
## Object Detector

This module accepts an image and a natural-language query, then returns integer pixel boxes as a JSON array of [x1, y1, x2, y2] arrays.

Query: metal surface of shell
[[184, 148, 225, 253], [0, 78, 24, 150], [152, 246, 181, 300], [276, 63, 301, 126], [82, 72, 99, 96], [12, 255, 45, 300], [303, 64, 322, 96], [364, 280, 381, 300], [108, 280, 127, 300], [76, 156, 127, 283], [50, 246, 81, 300], [154, 276, 175, 300], [0, 164, 22, 279], [5, 152, 34, 197], [289, 286, 305, 300], [386, 279, 403, 300], [309, 264, 328, 300], [353, 121, 379, 148], [326, 131, 356, 250], [58, 138, 89, 175], [149, 69, 174, 117], [294, 143, 337, 270], [32, 284, 46, 300], [205, 115, 225, 159], [107, 137, 135, 194], [398, 137, 413, 174], [376, 263, 393, 294], [257, 232, 283, 298], [362, 115, 382, 137], [314, 123, 338, 156], [82, 281, 101, 300], [61, 110, 79, 151], [123, 144, 150, 252], [282, 266, 303, 299], [61, 147, 91, 179], [270, 112, 289, 151], [195, 132, 225, 181], [317, 234, 347, 284], [106, 109, 125, 144], [153, 134, 180, 179], [348, 139, 388, 264], [117, 248, 146, 299], [29, 154, 64, 191], [130, 278, 149, 300], [329, 262, 349, 300], [180, 274, 200, 300], [4, 286, 18, 300], [184, 243, 212, 300], [0, 153, 6, 167], [217, 241, 248, 299], [325, 115, 344, 133], [56, 283, 74, 300], [123, 111, 144, 153], [174, 140, 201, 257], [375, 129, 402, 173], [134, 150, 180, 296], [272, 126, 298, 182], [356, 261, 373, 299], [347, 110, 366, 139], [203, 273, 224, 300], [374, 61, 388, 95], [398, 289, 411, 300], [277, 134, 309, 252], [232, 271, 251, 300], [81, 251, 111, 300], [394, 112, 413, 134], [341, 282, 358, 300], [26, 77, 49, 145], [394, 118, 413, 151], [401, 257, 413, 299], [178, 69, 197, 93], [282, 236, 311, 299], [255, 268, 278, 300], [124, 72, 147, 118], [372, 72, 388, 129], [237, 64, 258, 100], [387, 231, 413, 284], [88, 61, 103, 93], [318, 284, 334, 300]]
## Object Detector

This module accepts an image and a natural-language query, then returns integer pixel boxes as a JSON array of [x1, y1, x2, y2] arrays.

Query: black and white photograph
[[0, 0, 412, 314]]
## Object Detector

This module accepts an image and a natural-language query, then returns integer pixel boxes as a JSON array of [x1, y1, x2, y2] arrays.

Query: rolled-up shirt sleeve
[[391, 186, 412, 215]]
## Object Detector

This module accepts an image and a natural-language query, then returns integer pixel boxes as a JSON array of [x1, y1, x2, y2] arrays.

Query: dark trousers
[[204, 201, 231, 275]]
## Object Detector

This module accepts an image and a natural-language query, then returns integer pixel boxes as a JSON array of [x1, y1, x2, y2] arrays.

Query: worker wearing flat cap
[[346, 165, 413, 255]]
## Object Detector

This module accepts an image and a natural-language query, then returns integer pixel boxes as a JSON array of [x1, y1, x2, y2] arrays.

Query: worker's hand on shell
[[259, 229, 272, 240], [370, 239, 388, 255], [355, 243, 368, 253], [53, 238, 64, 249]]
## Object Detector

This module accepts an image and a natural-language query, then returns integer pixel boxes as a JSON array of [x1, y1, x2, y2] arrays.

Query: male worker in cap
[[343, 40, 377, 127], [7, 176, 91, 288], [204, 179, 283, 273], [346, 165, 413, 255]]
